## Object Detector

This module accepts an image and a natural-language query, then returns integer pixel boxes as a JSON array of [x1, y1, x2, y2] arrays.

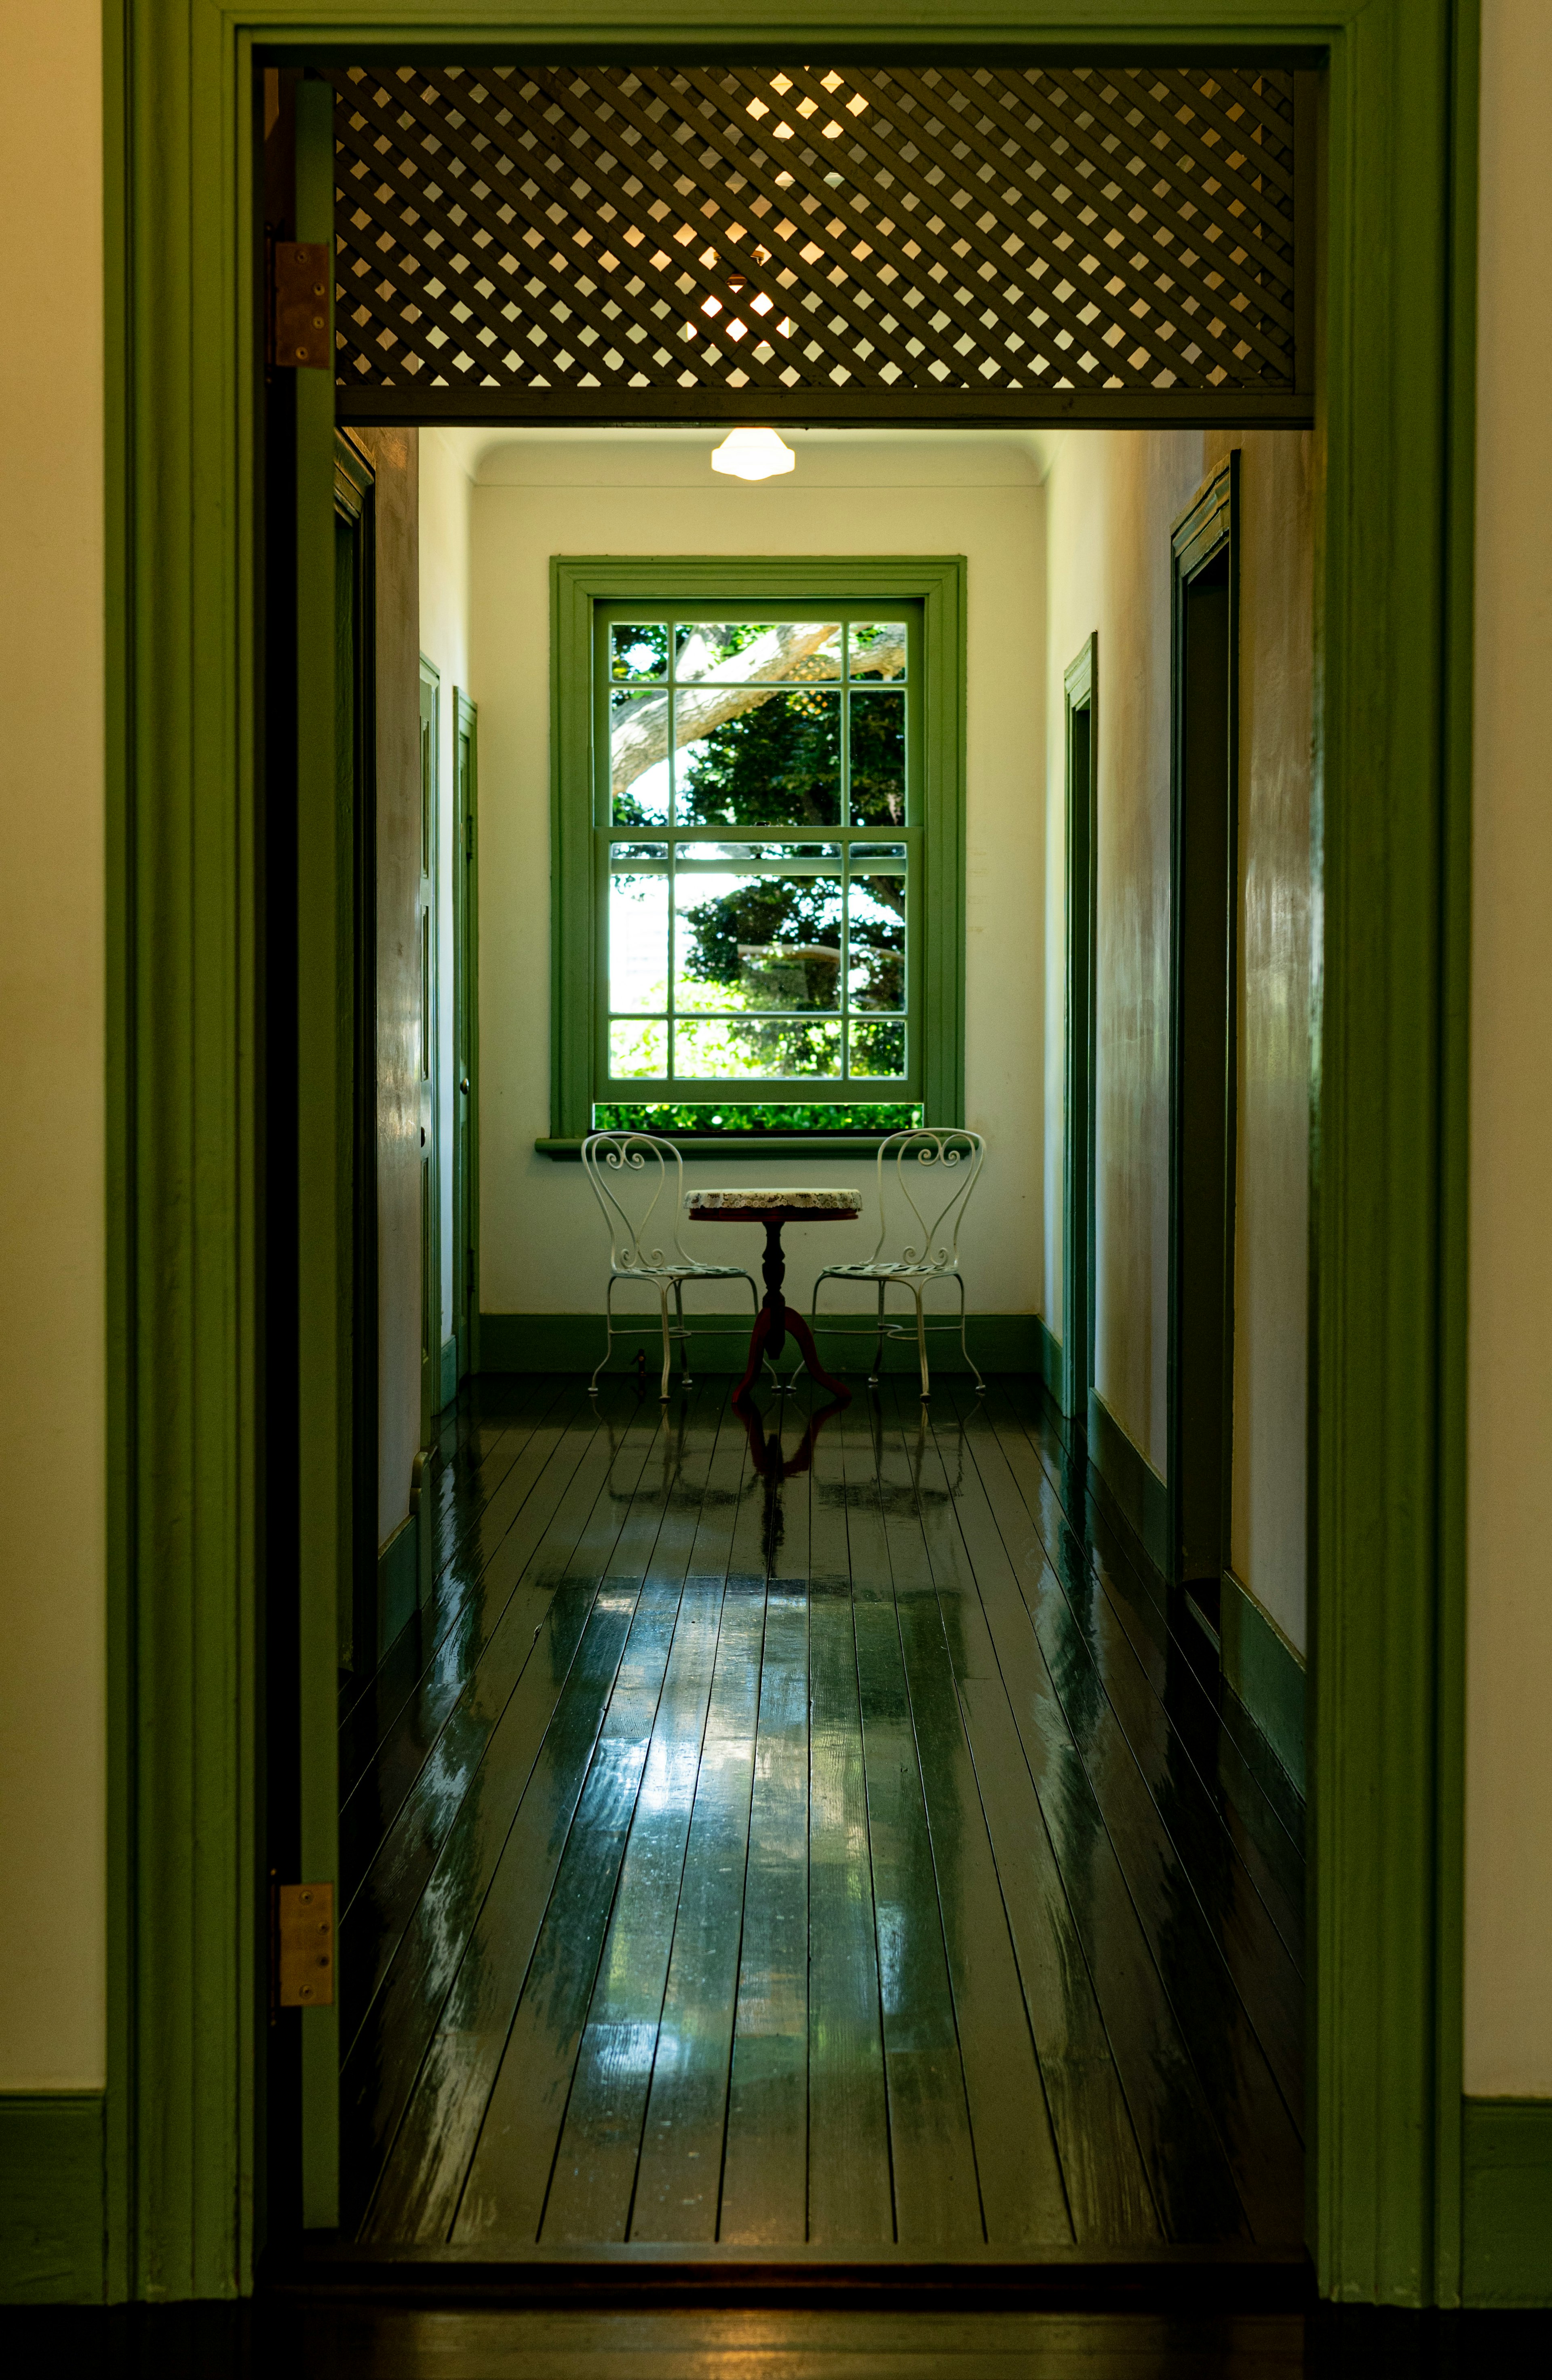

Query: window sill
[[536, 1135, 898, 1164]]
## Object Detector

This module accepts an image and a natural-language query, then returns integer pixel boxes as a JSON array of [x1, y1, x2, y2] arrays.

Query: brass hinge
[[276, 1881, 335, 2006], [270, 240, 331, 370]]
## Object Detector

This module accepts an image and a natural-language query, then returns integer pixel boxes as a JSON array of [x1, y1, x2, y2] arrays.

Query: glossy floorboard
[[337, 1372, 1305, 2254], [11, 2304, 1552, 2378]]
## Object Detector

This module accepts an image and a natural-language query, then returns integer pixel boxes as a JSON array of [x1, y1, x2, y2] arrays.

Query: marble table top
[[685, 1187, 863, 1217]]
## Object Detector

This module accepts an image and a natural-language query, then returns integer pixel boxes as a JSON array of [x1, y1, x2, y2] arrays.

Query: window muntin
[[597, 605, 918, 1105]]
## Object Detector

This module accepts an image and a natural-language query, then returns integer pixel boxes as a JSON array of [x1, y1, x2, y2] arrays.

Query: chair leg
[[673, 1278, 693, 1387], [871, 1278, 886, 1385], [658, 1287, 673, 1401], [590, 1277, 617, 1393], [914, 1287, 930, 1400], [956, 1274, 985, 1392], [799, 1273, 831, 1393]]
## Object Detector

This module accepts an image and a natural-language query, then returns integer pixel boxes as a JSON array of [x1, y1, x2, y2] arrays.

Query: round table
[[684, 1188, 862, 1403]]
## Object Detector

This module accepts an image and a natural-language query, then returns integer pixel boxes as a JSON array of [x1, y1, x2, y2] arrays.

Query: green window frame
[[550, 556, 966, 1139]]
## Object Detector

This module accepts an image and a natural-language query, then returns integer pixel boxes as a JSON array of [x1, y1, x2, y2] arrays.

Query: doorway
[[1061, 635, 1097, 1433], [451, 693, 480, 1388], [1167, 460, 1239, 1629], [101, 6, 1479, 2310]]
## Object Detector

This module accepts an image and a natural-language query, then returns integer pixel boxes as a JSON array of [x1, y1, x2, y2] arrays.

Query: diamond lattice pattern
[[328, 62, 1297, 398]]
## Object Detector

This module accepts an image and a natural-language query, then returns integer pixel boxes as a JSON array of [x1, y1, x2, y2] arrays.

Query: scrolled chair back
[[580, 1131, 688, 1276], [870, 1126, 986, 1274]]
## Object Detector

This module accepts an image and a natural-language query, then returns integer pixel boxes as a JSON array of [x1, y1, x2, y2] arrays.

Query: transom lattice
[[327, 62, 1305, 419]]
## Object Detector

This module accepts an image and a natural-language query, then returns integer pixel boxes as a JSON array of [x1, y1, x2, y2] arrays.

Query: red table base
[[693, 1210, 852, 1405]]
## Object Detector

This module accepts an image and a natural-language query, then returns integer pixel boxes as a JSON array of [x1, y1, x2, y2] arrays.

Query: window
[[551, 560, 966, 1140]]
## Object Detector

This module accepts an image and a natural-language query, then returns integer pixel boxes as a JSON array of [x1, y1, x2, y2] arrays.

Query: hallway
[[337, 1373, 1304, 2255]]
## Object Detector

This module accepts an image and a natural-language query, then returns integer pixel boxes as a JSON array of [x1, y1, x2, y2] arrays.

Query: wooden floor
[[23, 2303, 1552, 2378], [335, 1371, 1305, 2256]]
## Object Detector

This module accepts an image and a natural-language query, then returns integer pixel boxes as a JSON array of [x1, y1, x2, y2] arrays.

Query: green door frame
[[103, 0, 1476, 2308]]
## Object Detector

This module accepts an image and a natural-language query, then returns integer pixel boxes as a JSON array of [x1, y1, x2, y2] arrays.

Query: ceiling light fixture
[[711, 425, 796, 482]]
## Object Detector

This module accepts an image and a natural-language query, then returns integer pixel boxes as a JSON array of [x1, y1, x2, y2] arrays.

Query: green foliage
[[679, 687, 842, 832], [595, 1101, 923, 1137], [675, 692, 906, 1048]]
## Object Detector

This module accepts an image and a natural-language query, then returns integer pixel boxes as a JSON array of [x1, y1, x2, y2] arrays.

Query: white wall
[[464, 435, 1046, 1325], [419, 430, 475, 1346], [0, 0, 106, 2088], [1042, 427, 1313, 1656], [0, 0, 1548, 2117], [1465, 0, 1552, 2098]]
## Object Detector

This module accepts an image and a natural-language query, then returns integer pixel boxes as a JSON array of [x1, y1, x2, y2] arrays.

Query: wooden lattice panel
[[327, 62, 1304, 419]]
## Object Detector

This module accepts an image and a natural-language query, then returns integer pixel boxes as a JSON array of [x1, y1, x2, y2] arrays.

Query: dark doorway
[[1062, 636, 1097, 1431], [1167, 458, 1240, 1626]]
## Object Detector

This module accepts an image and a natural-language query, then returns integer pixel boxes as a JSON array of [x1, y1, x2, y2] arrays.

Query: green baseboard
[[438, 1333, 458, 1412], [377, 1510, 419, 1654], [478, 1310, 1045, 1377], [1463, 2098, 1552, 2305], [1087, 1390, 1171, 1575], [0, 2094, 104, 2304], [1036, 1316, 1062, 1399], [1221, 1568, 1306, 1797]]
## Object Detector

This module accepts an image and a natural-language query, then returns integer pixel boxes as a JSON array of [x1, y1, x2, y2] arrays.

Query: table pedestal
[[736, 1217, 850, 1405]]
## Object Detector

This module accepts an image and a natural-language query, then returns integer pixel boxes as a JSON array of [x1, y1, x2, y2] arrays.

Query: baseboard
[[477, 1311, 1046, 1377], [1463, 2098, 1552, 2305], [1221, 1569, 1306, 1798], [438, 1334, 458, 1412], [1035, 1317, 1063, 1399], [377, 1510, 418, 1655], [0, 2093, 104, 2303], [1086, 1390, 1170, 1575]]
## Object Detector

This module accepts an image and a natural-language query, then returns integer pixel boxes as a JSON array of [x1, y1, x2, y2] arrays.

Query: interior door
[[451, 693, 479, 1385], [1062, 635, 1097, 1430], [1168, 456, 1240, 1621], [418, 661, 441, 1436]]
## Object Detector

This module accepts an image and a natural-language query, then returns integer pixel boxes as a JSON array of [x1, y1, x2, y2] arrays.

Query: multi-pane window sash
[[596, 604, 921, 1104]]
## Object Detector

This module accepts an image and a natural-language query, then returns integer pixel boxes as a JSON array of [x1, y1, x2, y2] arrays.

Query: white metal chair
[[581, 1131, 765, 1399], [806, 1127, 987, 1398]]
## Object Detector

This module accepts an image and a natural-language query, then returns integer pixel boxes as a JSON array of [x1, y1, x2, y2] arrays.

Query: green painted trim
[[479, 1310, 1040, 1376], [1309, 2, 1476, 2309], [1221, 1570, 1307, 1799], [295, 79, 344, 2236], [108, 0, 1475, 2309], [0, 2095, 105, 2305], [1433, 0, 1481, 2311], [376, 1512, 419, 1656], [549, 556, 966, 1138], [438, 1335, 458, 1412], [1461, 2101, 1552, 2307], [537, 1133, 922, 1161], [1086, 1391, 1171, 1577]]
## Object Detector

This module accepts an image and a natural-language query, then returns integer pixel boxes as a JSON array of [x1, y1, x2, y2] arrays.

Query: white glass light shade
[[711, 425, 796, 481]]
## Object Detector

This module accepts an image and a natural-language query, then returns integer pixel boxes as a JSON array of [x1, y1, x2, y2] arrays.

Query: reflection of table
[[685, 1188, 862, 1403]]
